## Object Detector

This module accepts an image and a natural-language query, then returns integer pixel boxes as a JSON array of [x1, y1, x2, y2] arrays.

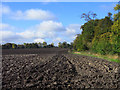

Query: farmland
[[2, 48, 120, 89]]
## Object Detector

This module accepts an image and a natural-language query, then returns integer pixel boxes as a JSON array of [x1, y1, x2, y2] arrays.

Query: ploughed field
[[2, 48, 120, 89]]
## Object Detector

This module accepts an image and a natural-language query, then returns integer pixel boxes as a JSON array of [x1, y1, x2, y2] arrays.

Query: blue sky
[[1, 2, 118, 45]]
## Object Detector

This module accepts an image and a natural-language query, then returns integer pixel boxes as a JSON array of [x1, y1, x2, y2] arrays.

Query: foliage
[[73, 34, 88, 51], [81, 11, 97, 21], [58, 42, 73, 49], [114, 4, 120, 11], [2, 41, 73, 49], [73, 4, 120, 57], [43, 42, 47, 48], [2, 42, 56, 49], [113, 4, 120, 21]]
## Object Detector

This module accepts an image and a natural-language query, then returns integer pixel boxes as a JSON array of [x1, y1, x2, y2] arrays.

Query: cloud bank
[[1, 4, 82, 45], [1, 5, 56, 21], [12, 9, 56, 20], [1, 22, 81, 45]]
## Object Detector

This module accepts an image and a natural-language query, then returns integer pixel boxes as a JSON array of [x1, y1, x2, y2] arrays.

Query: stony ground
[[2, 51, 120, 89]]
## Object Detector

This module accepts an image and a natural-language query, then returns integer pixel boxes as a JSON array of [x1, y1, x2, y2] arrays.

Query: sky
[[0, 2, 118, 45], [2, 0, 119, 2]]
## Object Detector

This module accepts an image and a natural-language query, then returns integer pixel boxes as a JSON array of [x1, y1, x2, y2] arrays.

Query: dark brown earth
[[2, 48, 68, 55], [2, 49, 120, 89]]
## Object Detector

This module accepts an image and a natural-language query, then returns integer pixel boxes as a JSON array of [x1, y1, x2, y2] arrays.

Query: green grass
[[71, 51, 120, 63]]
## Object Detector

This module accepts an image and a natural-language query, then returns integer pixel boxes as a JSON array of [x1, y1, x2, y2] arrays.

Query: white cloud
[[0, 23, 8, 30], [66, 28, 76, 35], [35, 31, 47, 38], [16, 30, 35, 39], [34, 38, 45, 43], [0, 31, 14, 39], [35, 21, 65, 39], [17, 20, 64, 39], [1, 22, 81, 45], [0, 5, 11, 17], [0, 23, 22, 44], [54, 24, 80, 44], [1, 4, 56, 21], [13, 21, 65, 45], [0, 31, 20, 44], [66, 24, 81, 35], [12, 9, 56, 20], [1, 4, 82, 45], [0, 23, 15, 31], [52, 24, 81, 45], [1, 5, 11, 14], [36, 20, 64, 32], [14, 10, 24, 19], [53, 37, 63, 42]]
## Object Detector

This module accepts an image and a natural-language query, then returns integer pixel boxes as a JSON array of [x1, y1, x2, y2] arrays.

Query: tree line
[[2, 42, 73, 49], [73, 4, 120, 55]]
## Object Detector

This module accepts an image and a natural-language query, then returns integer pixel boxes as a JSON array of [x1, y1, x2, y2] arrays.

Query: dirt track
[[2, 49, 120, 89]]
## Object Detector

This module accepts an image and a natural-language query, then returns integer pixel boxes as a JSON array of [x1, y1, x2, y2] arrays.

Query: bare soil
[[2, 49, 120, 89]]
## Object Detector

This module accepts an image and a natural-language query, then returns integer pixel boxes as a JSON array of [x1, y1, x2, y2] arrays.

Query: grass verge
[[72, 51, 120, 63]]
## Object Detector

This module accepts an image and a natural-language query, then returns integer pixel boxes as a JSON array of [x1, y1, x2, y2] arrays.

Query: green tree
[[43, 42, 47, 48], [110, 19, 120, 54], [81, 11, 97, 21], [12, 43, 17, 49], [47, 43, 54, 48], [114, 4, 120, 11], [31, 43, 38, 48], [17, 45, 24, 49], [24, 43, 27, 48], [62, 42, 67, 48], [51, 43, 54, 47], [58, 42, 62, 48], [70, 42, 73, 49], [38, 42, 42, 48], [113, 4, 120, 21], [5, 43, 12, 49], [73, 34, 88, 51], [108, 12, 112, 20], [74, 7, 116, 55]]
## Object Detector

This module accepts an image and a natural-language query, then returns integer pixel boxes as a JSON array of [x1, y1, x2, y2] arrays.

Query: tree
[[43, 42, 47, 48], [73, 34, 88, 51], [62, 42, 67, 48], [31, 43, 38, 48], [5, 43, 12, 49], [108, 12, 112, 20], [74, 6, 117, 55], [58, 42, 73, 49], [110, 19, 120, 54], [81, 11, 97, 21], [2, 45, 8, 49], [58, 42, 62, 48], [113, 4, 120, 21], [47, 43, 54, 48], [70, 42, 73, 49], [24, 43, 27, 48], [17, 45, 24, 49], [12, 43, 17, 49], [51, 43, 54, 47], [114, 4, 120, 11], [81, 20, 95, 42], [38, 42, 42, 48]]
